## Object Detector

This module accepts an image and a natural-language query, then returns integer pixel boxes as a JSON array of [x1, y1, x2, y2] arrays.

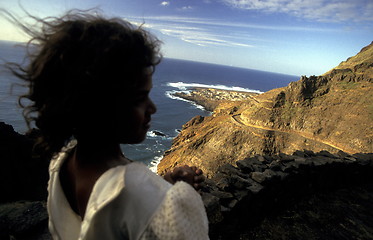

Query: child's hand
[[163, 165, 205, 190]]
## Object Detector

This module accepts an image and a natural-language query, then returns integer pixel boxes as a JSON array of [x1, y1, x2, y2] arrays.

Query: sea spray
[[167, 82, 263, 93]]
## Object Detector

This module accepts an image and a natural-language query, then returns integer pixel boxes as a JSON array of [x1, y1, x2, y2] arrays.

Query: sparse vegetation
[[336, 81, 359, 90], [368, 103, 373, 120]]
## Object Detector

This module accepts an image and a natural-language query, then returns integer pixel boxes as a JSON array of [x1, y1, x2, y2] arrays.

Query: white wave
[[148, 155, 164, 173], [147, 131, 157, 138], [165, 91, 206, 111], [147, 130, 174, 140], [167, 81, 263, 93], [147, 130, 165, 138], [164, 90, 188, 100]]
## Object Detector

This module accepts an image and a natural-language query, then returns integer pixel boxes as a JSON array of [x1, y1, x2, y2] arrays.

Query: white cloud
[[180, 6, 193, 11], [222, 0, 373, 22], [0, 21, 30, 42], [127, 16, 257, 48], [160, 1, 170, 6], [159, 26, 254, 47], [125, 15, 340, 49], [137, 15, 338, 32]]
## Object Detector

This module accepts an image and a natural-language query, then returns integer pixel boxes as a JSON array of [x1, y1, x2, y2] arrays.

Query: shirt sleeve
[[140, 181, 209, 240]]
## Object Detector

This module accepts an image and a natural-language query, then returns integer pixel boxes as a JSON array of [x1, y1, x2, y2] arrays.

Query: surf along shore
[[171, 87, 260, 112]]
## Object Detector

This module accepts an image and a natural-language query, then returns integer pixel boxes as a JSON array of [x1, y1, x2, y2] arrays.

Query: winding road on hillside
[[231, 113, 354, 154]]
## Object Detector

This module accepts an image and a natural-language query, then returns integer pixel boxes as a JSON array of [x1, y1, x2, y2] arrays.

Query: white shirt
[[47, 140, 209, 240]]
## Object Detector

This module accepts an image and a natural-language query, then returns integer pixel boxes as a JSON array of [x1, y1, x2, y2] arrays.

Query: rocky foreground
[[1, 121, 373, 239], [203, 150, 373, 239]]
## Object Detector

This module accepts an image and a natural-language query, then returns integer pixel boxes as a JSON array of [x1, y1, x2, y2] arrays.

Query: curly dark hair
[[6, 9, 162, 158]]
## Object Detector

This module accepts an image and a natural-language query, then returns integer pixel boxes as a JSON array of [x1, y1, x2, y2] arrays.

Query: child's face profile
[[114, 72, 157, 144]]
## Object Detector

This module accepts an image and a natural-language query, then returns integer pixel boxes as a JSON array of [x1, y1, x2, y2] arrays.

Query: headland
[[172, 87, 260, 112]]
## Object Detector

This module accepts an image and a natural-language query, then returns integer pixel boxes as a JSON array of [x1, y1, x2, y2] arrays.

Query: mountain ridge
[[323, 41, 373, 80]]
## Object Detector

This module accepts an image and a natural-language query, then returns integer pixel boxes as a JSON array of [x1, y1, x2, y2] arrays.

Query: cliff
[[0, 122, 50, 240], [157, 42, 373, 178], [0, 123, 48, 203]]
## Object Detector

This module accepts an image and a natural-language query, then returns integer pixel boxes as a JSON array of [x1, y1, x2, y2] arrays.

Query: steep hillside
[[158, 42, 373, 177]]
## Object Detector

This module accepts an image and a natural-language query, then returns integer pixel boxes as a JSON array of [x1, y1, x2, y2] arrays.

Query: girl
[[8, 10, 209, 240]]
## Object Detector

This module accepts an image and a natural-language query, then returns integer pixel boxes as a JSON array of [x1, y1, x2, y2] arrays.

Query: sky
[[0, 0, 372, 76]]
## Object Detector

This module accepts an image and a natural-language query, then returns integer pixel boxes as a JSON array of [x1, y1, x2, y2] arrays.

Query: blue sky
[[1, 0, 372, 76]]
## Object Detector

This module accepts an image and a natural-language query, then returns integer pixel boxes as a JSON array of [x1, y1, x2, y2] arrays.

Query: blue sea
[[0, 40, 300, 171]]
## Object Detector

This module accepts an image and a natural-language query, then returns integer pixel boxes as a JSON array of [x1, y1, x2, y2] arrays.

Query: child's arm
[[163, 165, 205, 190]]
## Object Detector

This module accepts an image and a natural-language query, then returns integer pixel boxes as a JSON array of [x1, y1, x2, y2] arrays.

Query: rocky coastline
[[172, 87, 259, 112], [155, 42, 373, 238], [157, 42, 373, 177], [162, 84, 373, 239]]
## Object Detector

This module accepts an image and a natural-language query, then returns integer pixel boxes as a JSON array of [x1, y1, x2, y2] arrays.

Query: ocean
[[0, 40, 300, 171]]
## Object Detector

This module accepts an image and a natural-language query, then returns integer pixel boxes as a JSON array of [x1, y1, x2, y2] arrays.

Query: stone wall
[[201, 150, 373, 239]]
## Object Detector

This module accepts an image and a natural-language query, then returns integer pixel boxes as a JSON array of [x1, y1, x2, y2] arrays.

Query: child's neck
[[73, 138, 127, 167]]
